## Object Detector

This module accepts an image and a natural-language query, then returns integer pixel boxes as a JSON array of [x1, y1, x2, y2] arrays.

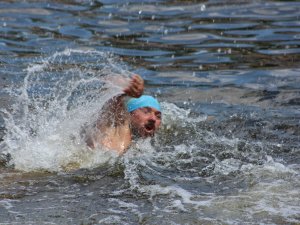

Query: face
[[130, 107, 162, 137]]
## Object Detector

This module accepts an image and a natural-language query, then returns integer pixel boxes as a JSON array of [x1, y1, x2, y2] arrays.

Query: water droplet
[[3, 22, 6, 27], [108, 13, 112, 18], [217, 48, 221, 53], [164, 29, 168, 35], [201, 4, 206, 11], [138, 10, 142, 15], [151, 15, 155, 20], [199, 65, 203, 70]]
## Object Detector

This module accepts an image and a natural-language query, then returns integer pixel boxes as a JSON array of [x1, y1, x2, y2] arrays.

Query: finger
[[132, 74, 141, 80], [131, 82, 143, 91], [128, 86, 142, 97], [123, 75, 144, 97], [132, 75, 143, 84], [123, 87, 136, 96], [128, 86, 138, 94], [128, 79, 143, 90], [132, 77, 144, 87]]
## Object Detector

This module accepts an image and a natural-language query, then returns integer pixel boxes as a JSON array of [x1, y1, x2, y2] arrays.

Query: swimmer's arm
[[123, 74, 144, 98], [97, 75, 144, 128]]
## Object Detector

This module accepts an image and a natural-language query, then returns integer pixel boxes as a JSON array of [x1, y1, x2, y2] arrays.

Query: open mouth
[[144, 123, 155, 133]]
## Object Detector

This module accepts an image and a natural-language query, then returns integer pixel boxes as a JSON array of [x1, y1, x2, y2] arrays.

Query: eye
[[156, 113, 162, 120]]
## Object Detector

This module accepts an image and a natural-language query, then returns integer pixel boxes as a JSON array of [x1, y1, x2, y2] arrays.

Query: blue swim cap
[[126, 95, 161, 112]]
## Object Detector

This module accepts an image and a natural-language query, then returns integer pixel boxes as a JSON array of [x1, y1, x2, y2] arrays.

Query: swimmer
[[84, 75, 162, 154]]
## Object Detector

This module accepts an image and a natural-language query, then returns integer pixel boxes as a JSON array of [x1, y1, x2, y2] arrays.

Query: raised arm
[[123, 74, 144, 98], [97, 74, 144, 129]]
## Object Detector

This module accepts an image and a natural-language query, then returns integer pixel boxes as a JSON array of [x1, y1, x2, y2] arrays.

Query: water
[[0, 0, 299, 224]]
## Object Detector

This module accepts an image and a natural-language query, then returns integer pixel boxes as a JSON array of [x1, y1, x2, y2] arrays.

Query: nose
[[148, 113, 156, 122]]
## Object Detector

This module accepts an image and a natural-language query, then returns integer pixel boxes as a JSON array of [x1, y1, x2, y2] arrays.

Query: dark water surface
[[0, 0, 300, 224]]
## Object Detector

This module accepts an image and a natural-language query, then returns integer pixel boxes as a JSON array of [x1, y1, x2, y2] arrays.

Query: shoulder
[[100, 121, 132, 153]]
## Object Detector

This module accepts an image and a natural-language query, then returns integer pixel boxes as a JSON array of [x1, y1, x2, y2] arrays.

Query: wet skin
[[85, 74, 162, 153], [130, 107, 162, 138]]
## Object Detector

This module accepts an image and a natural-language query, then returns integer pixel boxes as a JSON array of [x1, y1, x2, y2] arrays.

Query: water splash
[[0, 49, 131, 172]]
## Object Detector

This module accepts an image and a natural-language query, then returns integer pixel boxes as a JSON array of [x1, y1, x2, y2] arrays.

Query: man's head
[[126, 95, 162, 137]]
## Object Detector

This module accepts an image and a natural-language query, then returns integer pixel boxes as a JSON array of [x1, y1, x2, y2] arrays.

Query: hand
[[123, 74, 144, 98]]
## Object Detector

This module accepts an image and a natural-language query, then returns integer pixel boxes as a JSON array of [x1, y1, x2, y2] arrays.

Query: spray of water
[[0, 49, 299, 224], [0, 49, 133, 172]]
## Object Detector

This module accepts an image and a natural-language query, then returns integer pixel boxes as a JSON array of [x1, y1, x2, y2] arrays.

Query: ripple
[[163, 33, 208, 41], [1, 1, 300, 224], [104, 27, 130, 34], [272, 21, 300, 27], [98, 19, 128, 26], [100, 46, 173, 57], [118, 4, 207, 16], [59, 25, 92, 39], [0, 8, 51, 16], [258, 48, 300, 55], [190, 22, 257, 30], [194, 2, 300, 20], [196, 43, 254, 48]]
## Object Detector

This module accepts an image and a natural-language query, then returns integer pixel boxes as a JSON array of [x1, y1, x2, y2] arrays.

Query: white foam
[[138, 184, 211, 208], [161, 102, 207, 124], [0, 199, 19, 210], [1, 49, 131, 171], [213, 158, 242, 175], [98, 215, 123, 224], [108, 198, 138, 209]]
